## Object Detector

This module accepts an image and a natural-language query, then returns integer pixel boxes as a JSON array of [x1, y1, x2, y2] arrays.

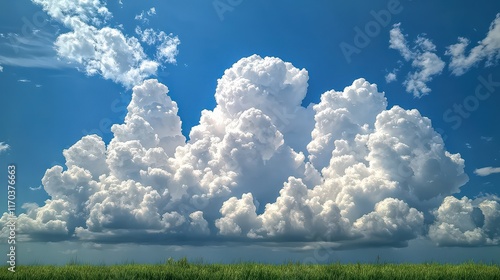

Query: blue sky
[[1, 0, 500, 264]]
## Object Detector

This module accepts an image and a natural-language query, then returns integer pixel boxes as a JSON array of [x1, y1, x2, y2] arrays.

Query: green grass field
[[2, 260, 500, 279]]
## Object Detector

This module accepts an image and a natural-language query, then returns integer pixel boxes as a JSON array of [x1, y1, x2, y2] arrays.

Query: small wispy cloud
[[147, 7, 156, 16], [135, 7, 156, 23], [0, 65, 3, 72], [61, 249, 79, 255], [481, 136, 493, 142], [135, 27, 180, 64], [0, 29, 69, 70], [18, 79, 31, 83], [29, 185, 43, 191], [446, 13, 500, 76], [385, 72, 397, 83], [474, 166, 500, 176], [389, 23, 445, 98], [0, 142, 10, 154]]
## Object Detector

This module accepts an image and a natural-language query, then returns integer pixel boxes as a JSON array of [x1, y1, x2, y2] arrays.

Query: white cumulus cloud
[[429, 196, 500, 246], [31, 0, 112, 25], [2, 55, 496, 249]]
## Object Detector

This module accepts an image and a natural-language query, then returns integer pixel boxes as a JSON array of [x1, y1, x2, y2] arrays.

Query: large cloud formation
[[2, 55, 498, 247]]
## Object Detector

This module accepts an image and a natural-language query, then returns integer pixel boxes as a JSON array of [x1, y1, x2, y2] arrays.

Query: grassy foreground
[[2, 261, 500, 279]]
